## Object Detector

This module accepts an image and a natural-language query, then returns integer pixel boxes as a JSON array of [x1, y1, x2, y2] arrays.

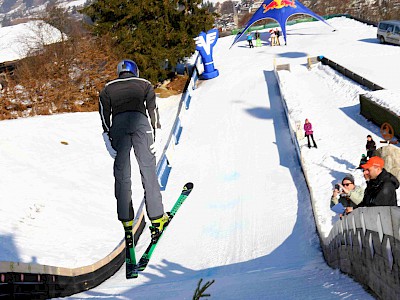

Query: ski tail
[[125, 231, 138, 279]]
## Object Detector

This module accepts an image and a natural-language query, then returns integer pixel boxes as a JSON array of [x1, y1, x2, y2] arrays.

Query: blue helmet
[[117, 59, 139, 77]]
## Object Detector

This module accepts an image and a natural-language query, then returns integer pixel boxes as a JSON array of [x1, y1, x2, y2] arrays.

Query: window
[[379, 23, 388, 30], [395, 26, 400, 34]]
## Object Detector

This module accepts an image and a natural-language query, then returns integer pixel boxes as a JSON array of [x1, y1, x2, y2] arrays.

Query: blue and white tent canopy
[[231, 0, 334, 47]]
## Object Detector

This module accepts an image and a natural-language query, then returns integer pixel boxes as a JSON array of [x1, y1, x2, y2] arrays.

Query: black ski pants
[[110, 111, 164, 222]]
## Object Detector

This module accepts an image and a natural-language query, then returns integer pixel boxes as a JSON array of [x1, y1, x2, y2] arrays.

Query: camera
[[334, 184, 342, 192]]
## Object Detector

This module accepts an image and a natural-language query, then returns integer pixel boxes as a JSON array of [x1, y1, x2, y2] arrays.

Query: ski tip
[[185, 182, 194, 190]]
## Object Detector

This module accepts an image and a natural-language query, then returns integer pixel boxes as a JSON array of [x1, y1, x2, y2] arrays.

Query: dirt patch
[[155, 75, 188, 98]]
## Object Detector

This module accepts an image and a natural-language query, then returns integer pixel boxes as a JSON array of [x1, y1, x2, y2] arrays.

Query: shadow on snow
[[68, 70, 372, 299], [0, 233, 21, 263]]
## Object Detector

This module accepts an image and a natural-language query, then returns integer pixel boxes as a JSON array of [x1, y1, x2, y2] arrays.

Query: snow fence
[[274, 57, 400, 299], [0, 53, 203, 299]]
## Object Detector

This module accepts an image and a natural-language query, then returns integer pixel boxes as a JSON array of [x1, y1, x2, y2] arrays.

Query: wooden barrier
[[0, 213, 145, 299]]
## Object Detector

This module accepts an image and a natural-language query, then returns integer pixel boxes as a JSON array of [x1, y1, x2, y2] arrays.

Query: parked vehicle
[[377, 20, 400, 45]]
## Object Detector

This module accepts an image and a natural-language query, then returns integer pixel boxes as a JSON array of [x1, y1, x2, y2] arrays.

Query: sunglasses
[[342, 183, 353, 187]]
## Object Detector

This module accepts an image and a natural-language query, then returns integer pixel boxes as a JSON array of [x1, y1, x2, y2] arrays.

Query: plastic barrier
[[154, 53, 201, 189]]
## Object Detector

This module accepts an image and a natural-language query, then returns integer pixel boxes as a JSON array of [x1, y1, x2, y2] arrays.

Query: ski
[[125, 230, 138, 279], [136, 182, 194, 272]]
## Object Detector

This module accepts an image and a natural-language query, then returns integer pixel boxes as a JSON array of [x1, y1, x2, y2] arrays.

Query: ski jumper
[[99, 73, 164, 222]]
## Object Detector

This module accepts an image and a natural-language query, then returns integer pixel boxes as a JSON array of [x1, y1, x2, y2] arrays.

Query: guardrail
[[0, 52, 202, 299], [155, 53, 201, 190]]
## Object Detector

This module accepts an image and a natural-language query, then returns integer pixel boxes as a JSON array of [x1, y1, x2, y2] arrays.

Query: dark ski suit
[[99, 72, 164, 222], [361, 168, 399, 207]]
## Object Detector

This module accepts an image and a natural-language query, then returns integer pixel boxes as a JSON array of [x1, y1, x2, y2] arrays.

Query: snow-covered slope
[[2, 17, 399, 299]]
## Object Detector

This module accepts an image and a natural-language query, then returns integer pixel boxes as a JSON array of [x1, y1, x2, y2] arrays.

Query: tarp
[[331, 203, 346, 214], [231, 0, 334, 47]]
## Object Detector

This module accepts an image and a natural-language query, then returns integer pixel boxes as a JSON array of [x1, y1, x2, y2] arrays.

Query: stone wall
[[321, 207, 400, 299], [376, 145, 400, 183]]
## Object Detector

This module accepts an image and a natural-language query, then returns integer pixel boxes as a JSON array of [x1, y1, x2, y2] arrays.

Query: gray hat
[[342, 174, 354, 184]]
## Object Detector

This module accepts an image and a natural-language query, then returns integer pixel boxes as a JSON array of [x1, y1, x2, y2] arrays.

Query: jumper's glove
[[102, 132, 117, 159], [150, 128, 162, 155]]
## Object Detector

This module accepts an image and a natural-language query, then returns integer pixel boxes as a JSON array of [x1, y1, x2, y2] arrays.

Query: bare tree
[[221, 1, 235, 15], [41, 4, 71, 43]]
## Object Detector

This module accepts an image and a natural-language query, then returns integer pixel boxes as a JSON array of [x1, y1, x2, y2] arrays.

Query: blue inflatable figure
[[195, 29, 219, 80]]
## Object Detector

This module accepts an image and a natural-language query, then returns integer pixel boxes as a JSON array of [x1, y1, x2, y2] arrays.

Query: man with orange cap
[[361, 156, 399, 206]]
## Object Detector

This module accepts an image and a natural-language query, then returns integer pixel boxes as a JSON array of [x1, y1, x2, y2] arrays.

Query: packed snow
[[2, 16, 400, 299], [364, 89, 400, 116]]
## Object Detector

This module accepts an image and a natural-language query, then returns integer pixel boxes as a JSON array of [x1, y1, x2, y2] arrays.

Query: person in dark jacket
[[357, 154, 368, 169], [361, 156, 399, 206], [275, 28, 281, 46], [366, 135, 376, 158], [99, 59, 169, 241], [255, 31, 261, 47]]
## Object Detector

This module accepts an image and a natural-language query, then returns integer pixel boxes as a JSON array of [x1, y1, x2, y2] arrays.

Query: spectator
[[361, 156, 399, 206], [331, 174, 364, 216], [366, 135, 376, 158], [246, 32, 254, 48], [275, 28, 281, 46], [357, 154, 368, 169], [255, 31, 261, 47], [269, 29, 277, 46], [303, 118, 317, 148]]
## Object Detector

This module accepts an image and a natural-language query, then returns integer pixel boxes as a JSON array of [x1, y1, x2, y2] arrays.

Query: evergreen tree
[[82, 0, 215, 84]]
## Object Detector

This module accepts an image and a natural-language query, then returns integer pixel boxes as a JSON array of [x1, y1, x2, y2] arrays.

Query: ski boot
[[149, 213, 171, 243], [123, 220, 138, 279]]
